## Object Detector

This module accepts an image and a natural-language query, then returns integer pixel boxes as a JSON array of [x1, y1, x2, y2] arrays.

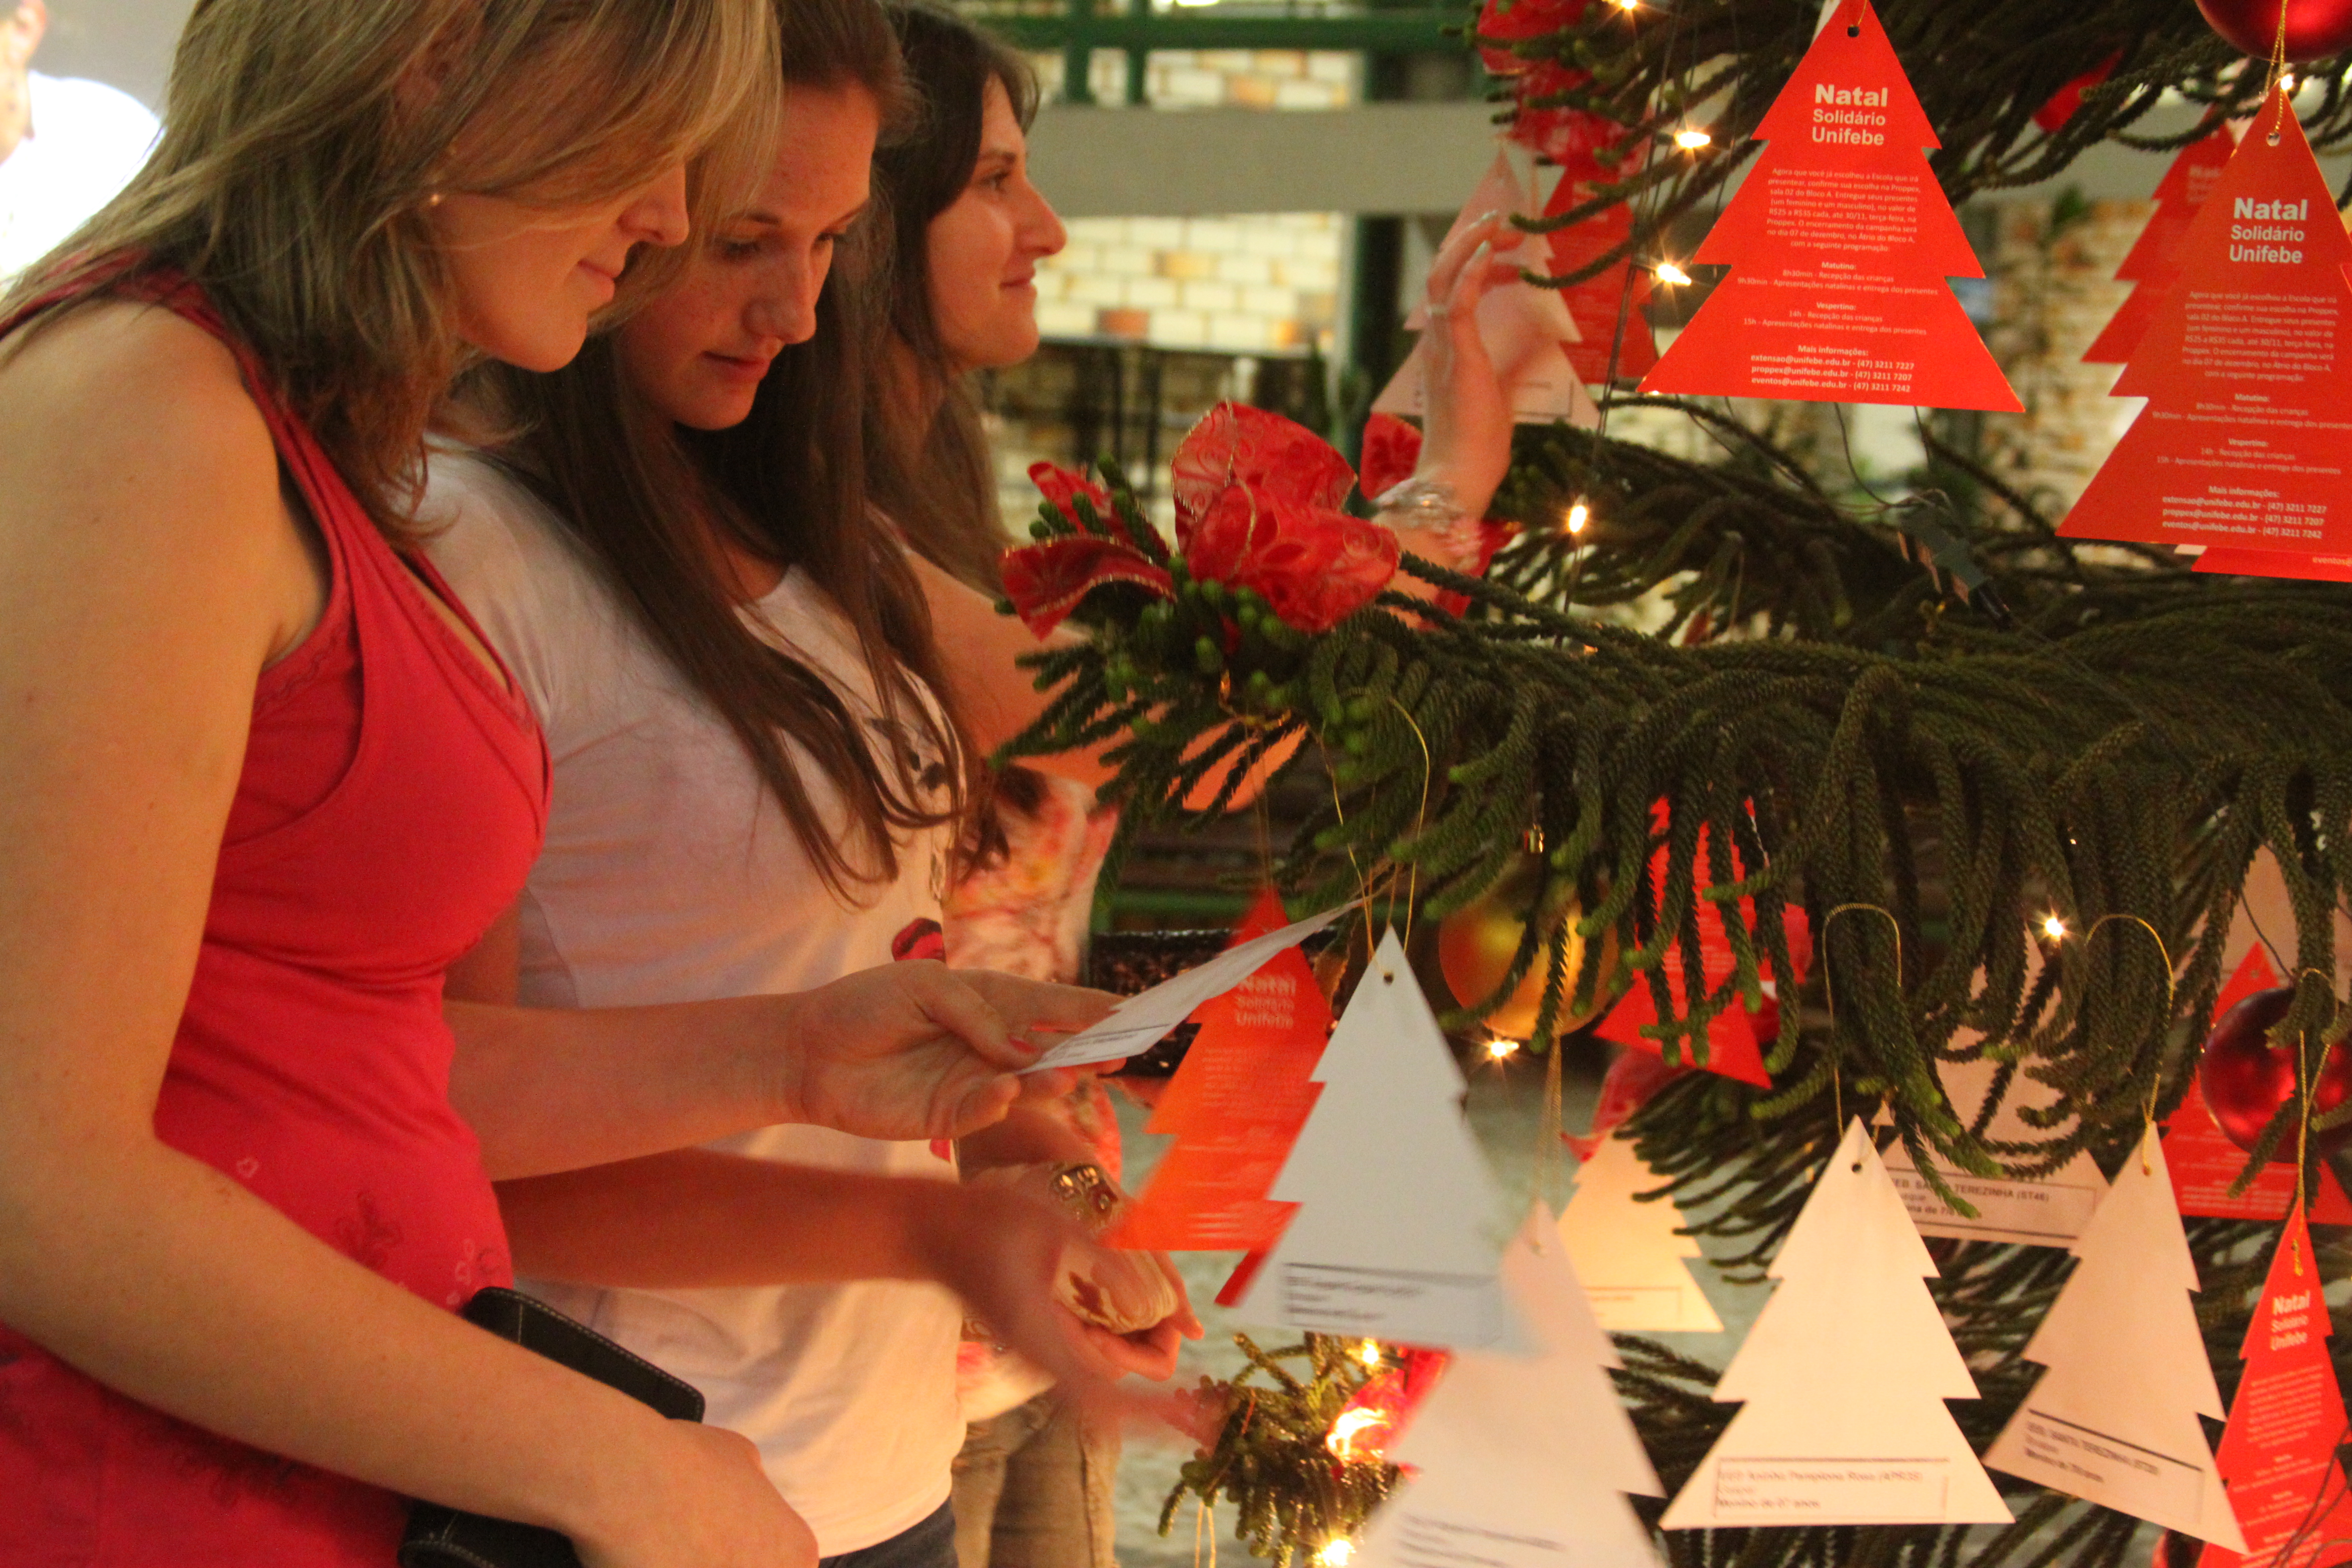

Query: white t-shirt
[[422, 455, 966, 1555], [0, 72, 158, 285]]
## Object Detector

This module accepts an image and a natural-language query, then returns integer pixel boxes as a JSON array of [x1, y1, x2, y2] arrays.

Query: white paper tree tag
[[1354, 1208, 1665, 1568], [1372, 149, 1603, 430], [1557, 1133, 1723, 1332], [1661, 1119, 2012, 1528], [1021, 907, 1343, 1073], [1235, 931, 1525, 1350], [1984, 1127, 2247, 1549]]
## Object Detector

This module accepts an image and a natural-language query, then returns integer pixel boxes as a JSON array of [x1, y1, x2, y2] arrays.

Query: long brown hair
[[0, 0, 780, 543], [490, 0, 968, 901], [868, 0, 1042, 595], [870, 3, 1057, 829]]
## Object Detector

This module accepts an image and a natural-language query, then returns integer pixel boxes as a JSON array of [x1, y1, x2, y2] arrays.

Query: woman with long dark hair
[[861, 12, 1518, 1565]]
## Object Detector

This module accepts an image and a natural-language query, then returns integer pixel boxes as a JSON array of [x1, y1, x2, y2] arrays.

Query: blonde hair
[[0, 0, 780, 541]]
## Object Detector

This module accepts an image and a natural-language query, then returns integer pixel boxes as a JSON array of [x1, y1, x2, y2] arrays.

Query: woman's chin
[[678, 392, 759, 431], [474, 319, 593, 374]]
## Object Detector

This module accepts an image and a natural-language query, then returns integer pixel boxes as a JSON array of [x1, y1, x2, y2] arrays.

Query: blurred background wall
[[35, 0, 190, 106]]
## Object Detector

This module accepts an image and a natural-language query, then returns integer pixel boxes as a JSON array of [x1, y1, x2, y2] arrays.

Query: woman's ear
[[390, 2, 483, 150]]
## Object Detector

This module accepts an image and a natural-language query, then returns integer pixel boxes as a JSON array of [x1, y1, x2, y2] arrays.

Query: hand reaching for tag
[[1413, 210, 1526, 538], [772, 964, 1118, 1140]]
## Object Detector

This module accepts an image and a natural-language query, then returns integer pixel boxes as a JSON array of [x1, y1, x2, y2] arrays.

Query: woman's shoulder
[[0, 297, 317, 663], [421, 449, 606, 610], [420, 447, 646, 731], [2, 298, 284, 555], [423, 448, 563, 549], [3, 299, 268, 468]]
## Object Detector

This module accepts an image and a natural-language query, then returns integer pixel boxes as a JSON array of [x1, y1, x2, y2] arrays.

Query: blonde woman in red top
[[0, 2, 1114, 1565]]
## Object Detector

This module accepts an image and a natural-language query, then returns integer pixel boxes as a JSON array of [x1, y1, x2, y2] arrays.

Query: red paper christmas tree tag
[[1544, 172, 1658, 384], [2033, 54, 2119, 134], [2163, 944, 2352, 1224], [1106, 887, 1330, 1254], [1591, 815, 1809, 1088], [2060, 91, 2352, 556], [1637, 0, 2020, 411], [2198, 1206, 2352, 1568], [2083, 123, 2235, 365]]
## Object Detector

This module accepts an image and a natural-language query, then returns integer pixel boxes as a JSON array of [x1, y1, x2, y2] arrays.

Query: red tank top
[[0, 271, 550, 1563]]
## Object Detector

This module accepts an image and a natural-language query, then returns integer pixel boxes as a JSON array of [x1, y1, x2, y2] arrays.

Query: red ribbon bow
[[1171, 404, 1399, 635], [998, 463, 1176, 638], [1000, 403, 1403, 638]]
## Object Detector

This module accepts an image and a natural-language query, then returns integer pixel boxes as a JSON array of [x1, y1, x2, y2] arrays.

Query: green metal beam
[[988, 9, 1461, 56]]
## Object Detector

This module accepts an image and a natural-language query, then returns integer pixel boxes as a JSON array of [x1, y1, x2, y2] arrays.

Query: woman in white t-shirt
[[427, 4, 1190, 1568]]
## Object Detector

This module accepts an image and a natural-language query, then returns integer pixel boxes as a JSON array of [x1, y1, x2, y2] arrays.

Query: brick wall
[[1976, 195, 2147, 517], [1022, 49, 1352, 356], [1035, 212, 1343, 354]]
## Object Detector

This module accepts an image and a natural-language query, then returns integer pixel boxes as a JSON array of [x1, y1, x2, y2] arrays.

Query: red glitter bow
[[1170, 403, 1400, 635], [1001, 406, 1421, 639]]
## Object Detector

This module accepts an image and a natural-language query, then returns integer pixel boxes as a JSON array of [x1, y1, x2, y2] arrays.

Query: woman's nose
[[623, 164, 692, 249], [750, 257, 821, 346], [1023, 184, 1068, 260]]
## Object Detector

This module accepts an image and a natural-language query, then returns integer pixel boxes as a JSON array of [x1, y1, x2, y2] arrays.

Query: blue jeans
[[822, 1502, 959, 1568]]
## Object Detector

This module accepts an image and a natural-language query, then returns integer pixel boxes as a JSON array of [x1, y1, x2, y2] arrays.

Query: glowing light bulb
[[1356, 1338, 1383, 1367], [1566, 500, 1590, 535], [1319, 1541, 1357, 1568], [1655, 261, 1692, 286], [2282, 72, 2299, 94], [2041, 914, 2068, 940], [1326, 1408, 1381, 1462], [1674, 127, 1712, 150], [1486, 1036, 1521, 1060], [1611, 0, 1637, 10]]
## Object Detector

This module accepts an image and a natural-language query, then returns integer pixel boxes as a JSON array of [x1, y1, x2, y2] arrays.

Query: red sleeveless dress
[[0, 272, 550, 1563]]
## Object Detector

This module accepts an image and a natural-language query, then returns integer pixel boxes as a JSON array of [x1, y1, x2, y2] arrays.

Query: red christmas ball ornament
[[2195, 0, 2352, 63], [2198, 985, 2352, 1158]]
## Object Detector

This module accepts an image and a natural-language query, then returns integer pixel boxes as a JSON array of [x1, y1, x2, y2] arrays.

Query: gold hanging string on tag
[[1816, 902, 1904, 1147], [2267, 3, 2291, 145], [1535, 1020, 1567, 1230], [1385, 697, 1434, 954], [1319, 699, 1430, 985], [2068, 914, 2176, 1172], [1319, 743, 1381, 972], [2284, 966, 2343, 1256]]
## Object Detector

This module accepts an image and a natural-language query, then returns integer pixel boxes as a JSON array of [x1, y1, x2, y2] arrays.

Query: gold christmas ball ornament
[[1435, 857, 1609, 1042]]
